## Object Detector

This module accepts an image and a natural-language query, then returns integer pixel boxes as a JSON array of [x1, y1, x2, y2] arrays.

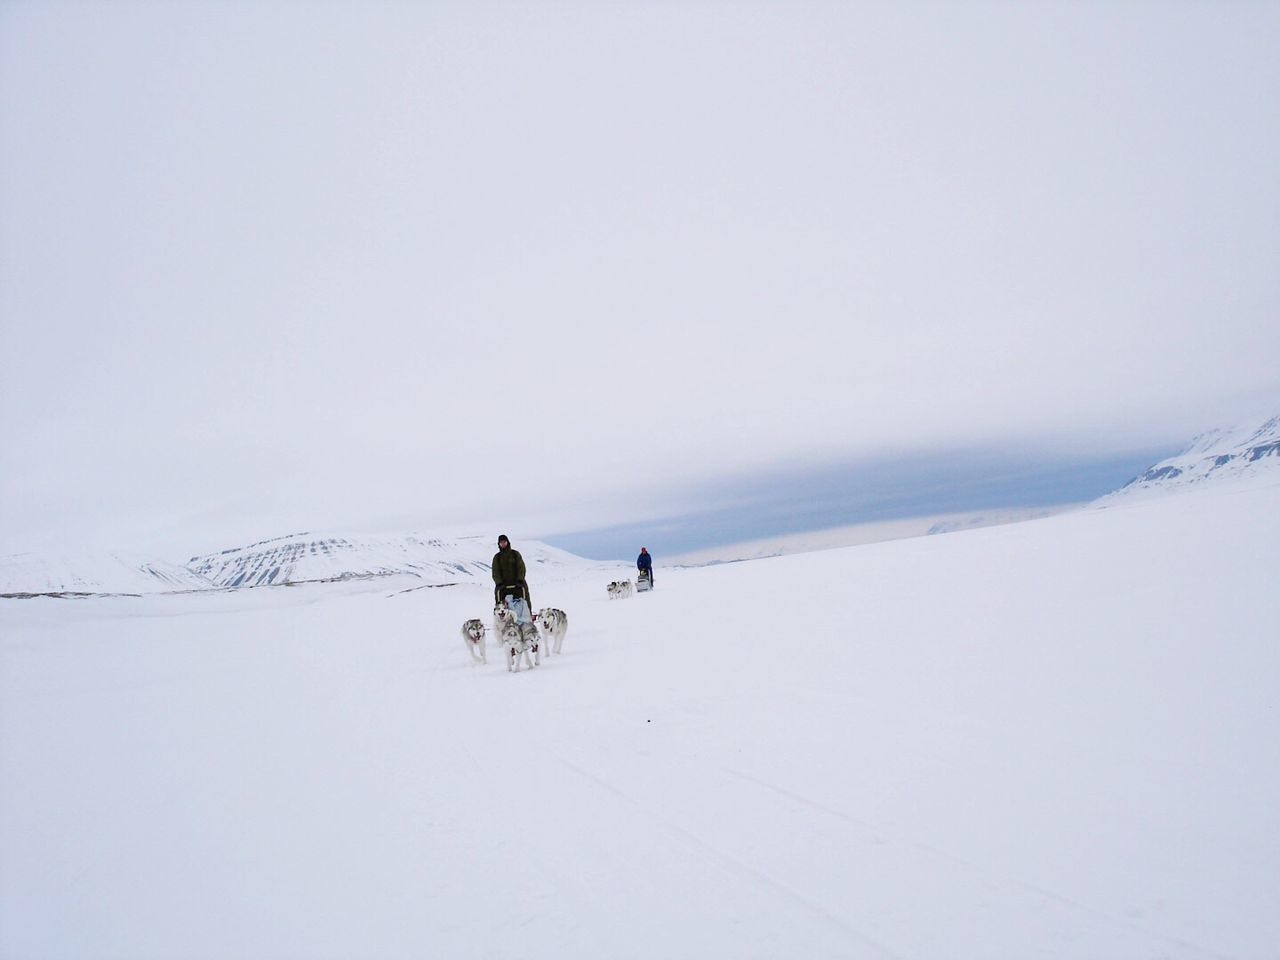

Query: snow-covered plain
[[2, 479, 1278, 959]]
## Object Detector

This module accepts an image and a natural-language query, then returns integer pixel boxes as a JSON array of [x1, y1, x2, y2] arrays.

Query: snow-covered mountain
[[0, 552, 214, 596], [185, 532, 593, 589], [1, 533, 597, 597], [1097, 412, 1280, 504]]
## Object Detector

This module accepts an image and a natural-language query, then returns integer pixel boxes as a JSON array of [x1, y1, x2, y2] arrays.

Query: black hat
[[498, 534, 510, 544]]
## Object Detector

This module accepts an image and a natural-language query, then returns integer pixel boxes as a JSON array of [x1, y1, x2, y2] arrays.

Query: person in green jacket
[[492, 534, 532, 611]]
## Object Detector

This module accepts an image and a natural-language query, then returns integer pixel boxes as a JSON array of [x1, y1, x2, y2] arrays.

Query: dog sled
[[503, 595, 534, 624], [636, 568, 652, 593]]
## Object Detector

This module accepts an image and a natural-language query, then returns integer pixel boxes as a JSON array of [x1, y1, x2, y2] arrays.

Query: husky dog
[[537, 607, 568, 655], [461, 618, 487, 664], [608, 580, 632, 599], [521, 621, 541, 666], [502, 619, 541, 672], [494, 602, 514, 638]]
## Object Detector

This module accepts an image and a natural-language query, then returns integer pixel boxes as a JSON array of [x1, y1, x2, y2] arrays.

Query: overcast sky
[[2, 1, 1277, 557]]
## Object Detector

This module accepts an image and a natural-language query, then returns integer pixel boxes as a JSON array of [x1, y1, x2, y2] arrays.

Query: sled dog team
[[460, 536, 652, 672], [460, 604, 568, 672], [608, 547, 653, 599]]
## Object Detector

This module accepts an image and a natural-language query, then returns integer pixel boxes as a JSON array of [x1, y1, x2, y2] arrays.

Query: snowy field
[[2, 481, 1278, 959]]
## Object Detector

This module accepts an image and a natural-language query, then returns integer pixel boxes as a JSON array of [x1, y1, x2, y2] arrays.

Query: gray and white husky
[[460, 618, 487, 664], [502, 618, 541, 672], [537, 607, 568, 655], [493, 602, 514, 638]]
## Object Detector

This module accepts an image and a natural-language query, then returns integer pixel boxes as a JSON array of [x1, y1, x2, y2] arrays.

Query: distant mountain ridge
[[0, 553, 215, 597], [2, 534, 594, 598], [1097, 413, 1280, 504], [185, 532, 589, 590], [7, 413, 1278, 597]]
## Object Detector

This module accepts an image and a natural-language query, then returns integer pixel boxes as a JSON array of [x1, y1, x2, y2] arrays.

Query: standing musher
[[637, 546, 653, 588], [492, 534, 532, 614]]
